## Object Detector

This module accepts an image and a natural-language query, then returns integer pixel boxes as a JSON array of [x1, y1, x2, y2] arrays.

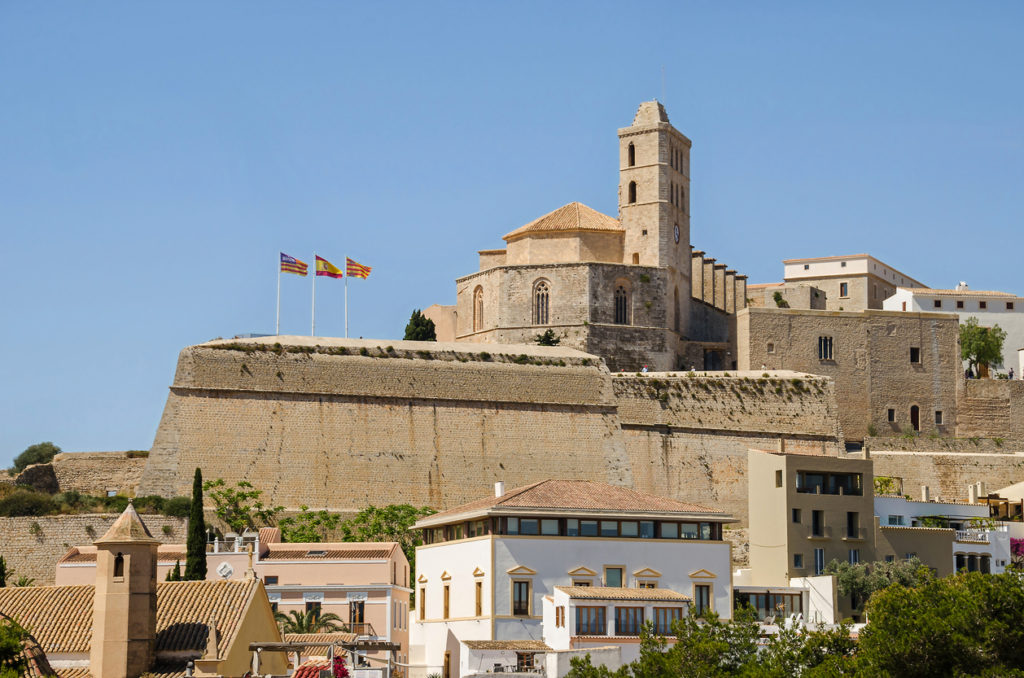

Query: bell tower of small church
[[618, 100, 692, 270], [90, 502, 160, 678]]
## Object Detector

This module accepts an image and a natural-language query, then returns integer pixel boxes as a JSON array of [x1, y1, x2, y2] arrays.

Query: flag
[[280, 252, 308, 276], [315, 255, 343, 279], [346, 257, 372, 279]]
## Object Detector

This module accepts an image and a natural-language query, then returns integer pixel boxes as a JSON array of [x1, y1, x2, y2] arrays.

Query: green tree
[[403, 310, 437, 341], [279, 505, 341, 543], [858, 572, 1024, 677], [535, 329, 561, 346], [274, 609, 346, 634], [11, 442, 61, 474], [824, 557, 928, 613], [203, 479, 282, 533], [960, 316, 1007, 376], [339, 504, 436, 588], [0, 557, 6, 587], [0, 617, 28, 678], [11, 577, 33, 588], [772, 291, 790, 308], [184, 468, 207, 581], [166, 560, 182, 581]]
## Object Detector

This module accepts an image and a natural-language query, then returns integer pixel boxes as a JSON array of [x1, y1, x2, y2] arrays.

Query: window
[[804, 264, 810, 270], [614, 286, 630, 325], [601, 521, 618, 537], [841, 261, 847, 268], [512, 580, 531, 616], [271, 602, 278, 613], [848, 549, 860, 565], [979, 301, 987, 309], [442, 586, 449, 619], [572, 580, 592, 587], [627, 143, 635, 167], [628, 181, 637, 204], [767, 342, 775, 353], [540, 519, 559, 536], [673, 287, 680, 332], [305, 601, 321, 618], [580, 520, 599, 537], [639, 521, 655, 538], [775, 470, 783, 488], [910, 347, 921, 363], [846, 512, 859, 539], [680, 188, 685, 212], [935, 410, 943, 425], [910, 405, 920, 432], [615, 607, 644, 635], [660, 522, 678, 539], [632, 252, 640, 265], [443, 652, 451, 678], [263, 575, 278, 585], [902, 301, 907, 311], [555, 606, 565, 627], [694, 585, 711, 617], [817, 336, 834, 361], [533, 280, 550, 325], [933, 299, 942, 309], [796, 471, 863, 495], [885, 555, 895, 563], [794, 553, 804, 569], [605, 567, 624, 587], [956, 300, 964, 309], [475, 582, 482, 616], [519, 518, 539, 535], [620, 521, 638, 537], [472, 286, 484, 332], [1008, 302, 1015, 311], [638, 581, 657, 589], [811, 510, 824, 537], [516, 653, 537, 672], [653, 607, 682, 635], [888, 515, 905, 526], [576, 607, 606, 635], [887, 408, 895, 423], [113, 553, 124, 578], [792, 508, 802, 524], [814, 548, 825, 575], [419, 589, 425, 620], [839, 282, 849, 297]]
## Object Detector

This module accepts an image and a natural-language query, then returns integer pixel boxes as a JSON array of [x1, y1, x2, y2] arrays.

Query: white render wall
[[885, 288, 1024, 372], [874, 496, 988, 526]]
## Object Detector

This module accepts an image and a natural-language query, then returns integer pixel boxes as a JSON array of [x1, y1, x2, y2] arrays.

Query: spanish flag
[[315, 255, 343, 279], [280, 252, 308, 276], [346, 257, 372, 279]]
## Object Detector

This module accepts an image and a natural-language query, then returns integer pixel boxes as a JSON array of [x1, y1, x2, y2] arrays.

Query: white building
[[408, 479, 736, 678], [884, 284, 1024, 373]]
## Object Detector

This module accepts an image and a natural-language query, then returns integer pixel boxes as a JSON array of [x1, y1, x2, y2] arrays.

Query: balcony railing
[[955, 530, 990, 543], [347, 622, 376, 637], [807, 525, 832, 539], [842, 527, 868, 541]]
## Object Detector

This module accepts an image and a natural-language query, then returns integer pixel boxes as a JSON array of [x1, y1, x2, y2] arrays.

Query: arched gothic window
[[533, 280, 550, 325], [674, 286, 680, 332], [680, 187, 685, 213], [114, 552, 124, 578], [473, 286, 484, 332], [628, 181, 637, 204], [628, 143, 635, 167], [614, 285, 630, 325]]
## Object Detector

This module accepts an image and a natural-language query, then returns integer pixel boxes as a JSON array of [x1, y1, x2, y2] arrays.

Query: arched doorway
[[910, 405, 920, 432]]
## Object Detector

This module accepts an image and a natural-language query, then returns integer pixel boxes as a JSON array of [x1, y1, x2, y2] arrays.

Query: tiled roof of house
[[283, 632, 358, 646], [0, 579, 262, 657], [899, 287, 1016, 298], [261, 543, 397, 560], [555, 586, 691, 602], [462, 640, 551, 651], [292, 659, 329, 678], [259, 527, 283, 544], [503, 202, 622, 242], [418, 479, 727, 527]]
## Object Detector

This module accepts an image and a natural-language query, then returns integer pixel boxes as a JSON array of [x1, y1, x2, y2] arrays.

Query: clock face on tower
[[673, 224, 680, 244]]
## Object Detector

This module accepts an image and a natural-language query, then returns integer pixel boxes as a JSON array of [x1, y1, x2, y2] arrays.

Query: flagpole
[[344, 256, 349, 339], [276, 261, 281, 336], [311, 253, 317, 337]]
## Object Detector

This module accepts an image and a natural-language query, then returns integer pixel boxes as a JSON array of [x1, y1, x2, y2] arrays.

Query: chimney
[[921, 486, 930, 502], [976, 481, 986, 498], [494, 481, 505, 498], [969, 484, 978, 503]]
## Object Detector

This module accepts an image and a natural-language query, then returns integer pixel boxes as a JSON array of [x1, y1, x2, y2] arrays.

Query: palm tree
[[274, 609, 347, 634]]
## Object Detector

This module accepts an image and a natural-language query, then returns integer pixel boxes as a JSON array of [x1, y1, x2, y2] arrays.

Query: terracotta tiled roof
[[899, 287, 1016, 298], [0, 579, 263, 658], [284, 632, 358, 646], [419, 479, 726, 526], [259, 527, 283, 544], [96, 503, 160, 544], [503, 202, 622, 242], [555, 586, 691, 602], [462, 640, 551, 651], [262, 543, 396, 560], [292, 659, 329, 678]]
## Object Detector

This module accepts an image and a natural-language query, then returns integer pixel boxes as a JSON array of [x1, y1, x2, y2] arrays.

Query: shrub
[[11, 442, 61, 474], [133, 495, 166, 514], [163, 496, 192, 518], [359, 347, 370, 357], [772, 291, 790, 308], [0, 490, 57, 517], [102, 495, 131, 513]]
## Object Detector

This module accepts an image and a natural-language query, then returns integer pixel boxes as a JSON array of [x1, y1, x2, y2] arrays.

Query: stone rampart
[[957, 379, 1024, 440], [0, 514, 185, 585], [870, 450, 1024, 504], [865, 435, 1023, 454], [47, 452, 149, 496]]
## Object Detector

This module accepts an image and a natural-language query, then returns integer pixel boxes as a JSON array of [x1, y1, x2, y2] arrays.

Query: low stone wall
[[865, 436, 1022, 454], [870, 451, 1024, 504], [0, 514, 186, 585]]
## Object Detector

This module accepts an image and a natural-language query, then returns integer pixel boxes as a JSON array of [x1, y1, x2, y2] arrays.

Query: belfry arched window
[[614, 285, 630, 325], [628, 181, 637, 204], [533, 280, 550, 325], [114, 552, 124, 578], [628, 143, 635, 167], [674, 286, 680, 332], [473, 286, 484, 332]]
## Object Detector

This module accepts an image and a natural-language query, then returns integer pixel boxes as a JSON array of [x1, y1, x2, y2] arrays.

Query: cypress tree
[[0, 555, 7, 587], [184, 468, 207, 581], [166, 560, 181, 581]]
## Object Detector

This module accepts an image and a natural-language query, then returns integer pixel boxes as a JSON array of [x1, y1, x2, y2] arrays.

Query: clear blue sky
[[2, 2, 1022, 466]]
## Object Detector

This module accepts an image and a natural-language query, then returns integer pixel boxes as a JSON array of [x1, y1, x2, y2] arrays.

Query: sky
[[1, 2, 1022, 466]]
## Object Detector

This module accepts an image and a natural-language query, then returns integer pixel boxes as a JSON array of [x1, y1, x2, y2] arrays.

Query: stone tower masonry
[[618, 100, 693, 337], [90, 502, 160, 678]]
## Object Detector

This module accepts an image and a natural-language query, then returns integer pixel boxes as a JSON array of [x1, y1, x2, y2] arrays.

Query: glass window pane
[[580, 520, 599, 537], [566, 519, 579, 536], [639, 521, 655, 539], [680, 523, 698, 539], [507, 518, 519, 535], [605, 568, 623, 587], [660, 522, 678, 539], [700, 523, 712, 540], [600, 521, 619, 537], [541, 519, 560, 536], [519, 519, 539, 535], [620, 521, 638, 537]]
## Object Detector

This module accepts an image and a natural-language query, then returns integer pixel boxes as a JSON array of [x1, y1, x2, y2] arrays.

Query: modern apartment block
[[408, 479, 736, 678]]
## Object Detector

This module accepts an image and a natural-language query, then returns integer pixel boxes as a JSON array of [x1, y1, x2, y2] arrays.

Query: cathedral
[[426, 101, 746, 371]]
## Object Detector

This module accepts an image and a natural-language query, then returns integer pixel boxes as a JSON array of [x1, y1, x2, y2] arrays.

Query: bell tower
[[91, 502, 160, 678]]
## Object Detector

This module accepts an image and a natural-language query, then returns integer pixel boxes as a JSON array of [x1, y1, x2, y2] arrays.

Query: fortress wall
[[0, 514, 185, 585], [50, 452, 149, 496], [871, 451, 1024, 503], [957, 380, 1024, 439]]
